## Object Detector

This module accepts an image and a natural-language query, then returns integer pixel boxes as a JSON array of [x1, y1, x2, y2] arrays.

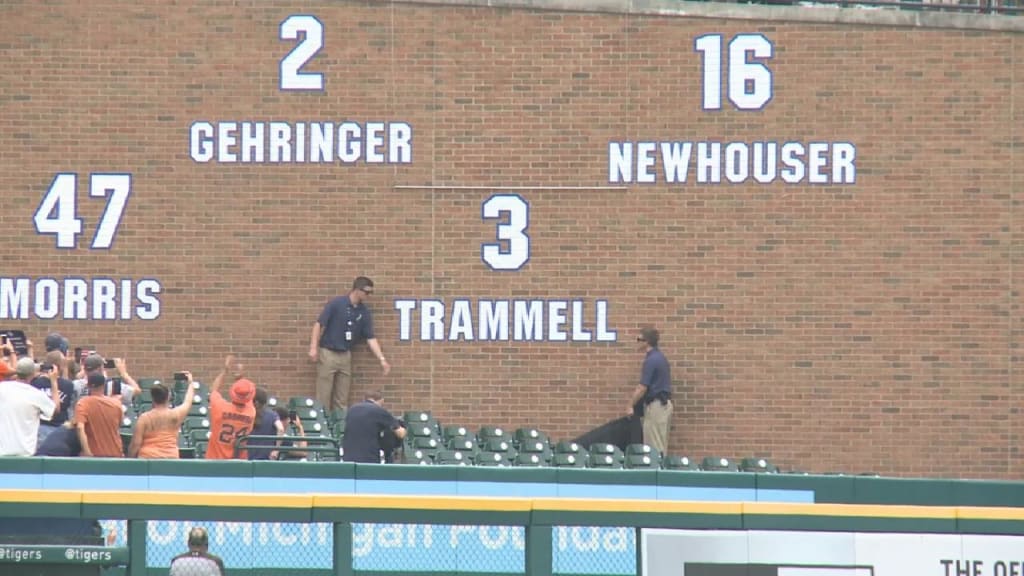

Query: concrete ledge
[[400, 0, 1024, 32]]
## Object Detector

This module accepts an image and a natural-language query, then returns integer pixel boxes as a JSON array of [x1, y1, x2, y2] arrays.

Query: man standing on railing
[[169, 526, 224, 576]]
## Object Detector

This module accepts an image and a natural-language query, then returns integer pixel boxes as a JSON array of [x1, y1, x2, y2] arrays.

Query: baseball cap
[[87, 372, 106, 388], [230, 378, 255, 405], [15, 357, 36, 380], [44, 332, 69, 354], [83, 353, 104, 372]]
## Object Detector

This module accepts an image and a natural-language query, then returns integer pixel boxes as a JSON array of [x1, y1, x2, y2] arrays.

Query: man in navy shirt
[[626, 327, 673, 456], [31, 350, 75, 445], [342, 391, 406, 464], [309, 276, 391, 411]]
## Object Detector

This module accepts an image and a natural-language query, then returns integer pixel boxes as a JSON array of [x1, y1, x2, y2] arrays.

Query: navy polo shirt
[[641, 348, 672, 400], [317, 295, 375, 352], [342, 401, 402, 464]]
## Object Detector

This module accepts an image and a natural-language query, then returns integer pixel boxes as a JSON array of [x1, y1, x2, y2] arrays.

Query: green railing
[[4, 489, 1024, 575]]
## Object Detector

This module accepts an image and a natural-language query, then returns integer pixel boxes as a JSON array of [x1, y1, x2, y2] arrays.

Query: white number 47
[[34, 173, 131, 249]]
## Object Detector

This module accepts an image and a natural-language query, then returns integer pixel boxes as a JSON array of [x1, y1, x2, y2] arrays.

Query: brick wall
[[0, 0, 1021, 478]]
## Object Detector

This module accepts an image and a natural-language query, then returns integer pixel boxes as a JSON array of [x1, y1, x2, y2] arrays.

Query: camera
[[104, 358, 116, 369]]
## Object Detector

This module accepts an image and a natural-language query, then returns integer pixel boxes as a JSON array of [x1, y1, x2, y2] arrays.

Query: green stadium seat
[[740, 457, 778, 473], [554, 441, 583, 454], [477, 426, 507, 442], [701, 456, 739, 472], [589, 443, 623, 460], [187, 404, 209, 417], [447, 436, 478, 452], [137, 377, 161, 390], [402, 452, 433, 465], [514, 427, 549, 446], [408, 419, 440, 439], [403, 410, 433, 425], [295, 407, 325, 422], [475, 451, 511, 467], [435, 449, 472, 466], [625, 443, 661, 460], [411, 436, 442, 451], [482, 437, 515, 455], [587, 452, 624, 469], [625, 453, 660, 469], [552, 452, 587, 468], [662, 455, 698, 471], [328, 408, 346, 424], [184, 416, 211, 431], [194, 441, 208, 458], [190, 428, 211, 444], [513, 452, 547, 467], [442, 425, 472, 441]]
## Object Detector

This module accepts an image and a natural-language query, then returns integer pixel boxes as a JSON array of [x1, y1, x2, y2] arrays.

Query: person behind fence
[[35, 420, 82, 457], [31, 349, 75, 446], [309, 276, 391, 412], [0, 357, 58, 457], [625, 326, 673, 456], [247, 387, 284, 460], [169, 526, 225, 576], [76, 371, 124, 458], [342, 390, 406, 463], [205, 354, 256, 460], [128, 372, 197, 459], [272, 406, 308, 460]]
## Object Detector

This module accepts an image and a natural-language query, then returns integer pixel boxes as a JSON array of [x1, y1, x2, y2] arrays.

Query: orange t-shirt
[[75, 395, 124, 458], [135, 409, 182, 459], [205, 391, 255, 460]]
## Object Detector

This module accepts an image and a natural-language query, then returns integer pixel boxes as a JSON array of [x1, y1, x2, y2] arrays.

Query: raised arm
[[170, 371, 197, 421], [113, 358, 141, 395], [210, 355, 235, 397]]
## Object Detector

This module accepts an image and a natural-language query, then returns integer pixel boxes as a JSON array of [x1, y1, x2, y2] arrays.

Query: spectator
[[169, 526, 225, 576], [342, 390, 406, 464], [0, 358, 58, 456], [128, 373, 197, 459], [44, 332, 69, 357], [75, 372, 124, 458], [205, 355, 256, 460], [74, 354, 142, 408], [247, 388, 284, 461], [35, 421, 82, 457], [31, 350, 75, 445], [0, 335, 17, 373], [309, 276, 391, 411], [273, 406, 308, 460]]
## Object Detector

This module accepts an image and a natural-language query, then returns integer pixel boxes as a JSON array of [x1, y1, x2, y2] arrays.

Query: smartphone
[[173, 371, 188, 381], [288, 409, 297, 422], [39, 362, 53, 373], [104, 358, 116, 369], [1, 334, 7, 345], [108, 377, 123, 396]]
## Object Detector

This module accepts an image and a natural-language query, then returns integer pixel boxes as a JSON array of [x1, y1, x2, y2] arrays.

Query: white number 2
[[279, 15, 324, 91], [34, 173, 131, 250], [482, 194, 530, 271]]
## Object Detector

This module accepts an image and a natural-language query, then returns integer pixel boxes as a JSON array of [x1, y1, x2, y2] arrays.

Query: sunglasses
[[359, 288, 374, 295]]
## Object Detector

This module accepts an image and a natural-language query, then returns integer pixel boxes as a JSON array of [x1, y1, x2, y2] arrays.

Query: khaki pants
[[316, 348, 352, 411], [642, 400, 673, 456]]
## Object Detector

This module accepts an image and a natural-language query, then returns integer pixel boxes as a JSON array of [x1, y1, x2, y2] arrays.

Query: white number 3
[[482, 194, 530, 271]]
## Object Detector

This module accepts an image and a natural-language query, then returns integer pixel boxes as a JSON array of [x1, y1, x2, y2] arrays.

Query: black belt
[[324, 347, 350, 353], [646, 392, 671, 405]]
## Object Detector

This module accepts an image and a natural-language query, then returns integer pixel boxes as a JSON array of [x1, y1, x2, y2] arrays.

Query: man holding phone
[[75, 354, 141, 407], [0, 358, 59, 456], [31, 350, 75, 445]]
